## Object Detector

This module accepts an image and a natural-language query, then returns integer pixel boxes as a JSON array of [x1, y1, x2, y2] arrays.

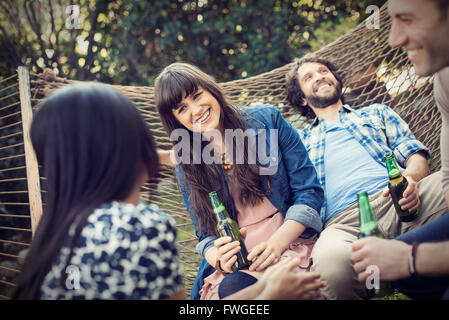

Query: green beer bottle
[[357, 192, 392, 296], [209, 191, 251, 271], [384, 153, 419, 222], [357, 192, 383, 239]]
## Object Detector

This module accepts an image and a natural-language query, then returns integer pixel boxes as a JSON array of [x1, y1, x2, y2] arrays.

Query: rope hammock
[[0, 3, 441, 297]]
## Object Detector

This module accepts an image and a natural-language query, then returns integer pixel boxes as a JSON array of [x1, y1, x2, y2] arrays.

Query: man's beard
[[305, 82, 342, 109]]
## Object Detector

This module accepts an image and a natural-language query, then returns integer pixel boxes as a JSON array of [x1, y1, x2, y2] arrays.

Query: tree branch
[[0, 1, 39, 69], [82, 0, 112, 79], [23, 0, 51, 68]]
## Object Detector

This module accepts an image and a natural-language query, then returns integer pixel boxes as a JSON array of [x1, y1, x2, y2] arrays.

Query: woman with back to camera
[[12, 82, 186, 299], [12, 82, 323, 300], [155, 62, 325, 300]]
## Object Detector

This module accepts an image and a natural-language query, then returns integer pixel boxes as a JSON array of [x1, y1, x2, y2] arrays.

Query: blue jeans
[[394, 213, 449, 300]]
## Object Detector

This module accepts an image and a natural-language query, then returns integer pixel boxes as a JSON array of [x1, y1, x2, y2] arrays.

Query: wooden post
[[18, 66, 43, 237]]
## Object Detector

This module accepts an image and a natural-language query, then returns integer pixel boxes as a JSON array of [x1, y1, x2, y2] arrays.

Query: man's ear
[[300, 98, 308, 107]]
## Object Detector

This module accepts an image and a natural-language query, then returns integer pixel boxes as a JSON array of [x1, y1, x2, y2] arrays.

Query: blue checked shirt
[[298, 104, 430, 222]]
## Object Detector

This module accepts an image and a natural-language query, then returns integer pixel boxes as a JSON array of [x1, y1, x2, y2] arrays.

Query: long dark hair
[[155, 63, 266, 234], [12, 83, 159, 299], [286, 56, 343, 119]]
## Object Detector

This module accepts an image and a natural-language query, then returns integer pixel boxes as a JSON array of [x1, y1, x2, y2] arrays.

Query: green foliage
[[1, 0, 386, 85], [382, 290, 412, 300]]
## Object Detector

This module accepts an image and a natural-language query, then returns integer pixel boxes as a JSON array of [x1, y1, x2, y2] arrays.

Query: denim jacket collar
[[239, 108, 267, 133]]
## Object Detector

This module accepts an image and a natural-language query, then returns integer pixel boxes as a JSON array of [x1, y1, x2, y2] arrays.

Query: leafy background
[[1, 0, 386, 84]]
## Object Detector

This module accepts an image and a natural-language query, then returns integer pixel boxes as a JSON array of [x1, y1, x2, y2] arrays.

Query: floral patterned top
[[39, 201, 183, 299]]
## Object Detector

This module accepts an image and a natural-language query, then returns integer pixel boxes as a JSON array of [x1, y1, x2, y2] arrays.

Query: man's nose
[[314, 75, 327, 87], [388, 20, 408, 48]]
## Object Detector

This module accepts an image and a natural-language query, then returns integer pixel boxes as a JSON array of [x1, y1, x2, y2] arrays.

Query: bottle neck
[[358, 197, 378, 232], [213, 205, 228, 221], [385, 156, 401, 179], [209, 192, 230, 221]]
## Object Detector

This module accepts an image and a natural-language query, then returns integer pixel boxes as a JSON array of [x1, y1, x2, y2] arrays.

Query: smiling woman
[[172, 87, 222, 134], [155, 62, 324, 300]]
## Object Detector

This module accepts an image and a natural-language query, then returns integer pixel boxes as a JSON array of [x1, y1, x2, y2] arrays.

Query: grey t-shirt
[[434, 67, 449, 192]]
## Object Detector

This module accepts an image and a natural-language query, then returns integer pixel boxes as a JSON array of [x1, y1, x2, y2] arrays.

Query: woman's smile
[[193, 108, 212, 125]]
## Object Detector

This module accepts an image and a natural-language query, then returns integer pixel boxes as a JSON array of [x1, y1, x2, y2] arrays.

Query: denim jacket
[[175, 104, 324, 299]]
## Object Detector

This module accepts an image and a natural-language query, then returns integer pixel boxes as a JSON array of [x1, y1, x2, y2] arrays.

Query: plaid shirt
[[298, 104, 430, 222]]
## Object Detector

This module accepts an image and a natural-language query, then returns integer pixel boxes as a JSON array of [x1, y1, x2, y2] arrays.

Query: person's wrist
[[394, 242, 413, 279], [266, 236, 286, 258], [407, 242, 420, 277], [256, 284, 278, 300], [214, 257, 223, 272], [252, 280, 268, 299], [214, 256, 229, 274]]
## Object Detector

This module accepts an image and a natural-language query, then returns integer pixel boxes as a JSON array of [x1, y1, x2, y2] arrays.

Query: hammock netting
[[0, 4, 441, 297]]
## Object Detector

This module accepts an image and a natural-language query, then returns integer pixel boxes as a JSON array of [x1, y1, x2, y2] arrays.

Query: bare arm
[[247, 220, 306, 272], [225, 258, 324, 300], [352, 237, 449, 282], [415, 240, 449, 277], [157, 148, 175, 168], [204, 245, 219, 268], [163, 260, 325, 300], [268, 220, 306, 253], [403, 151, 430, 182]]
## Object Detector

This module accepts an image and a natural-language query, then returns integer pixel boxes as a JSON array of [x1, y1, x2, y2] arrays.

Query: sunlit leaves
[[0, 0, 386, 85]]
